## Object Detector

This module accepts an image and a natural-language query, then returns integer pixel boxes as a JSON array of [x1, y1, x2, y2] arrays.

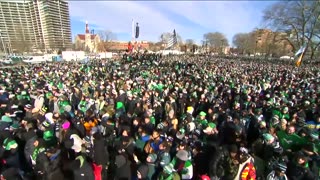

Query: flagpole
[[131, 19, 135, 52]]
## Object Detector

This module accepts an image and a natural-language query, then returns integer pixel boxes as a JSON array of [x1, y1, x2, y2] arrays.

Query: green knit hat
[[43, 130, 54, 141], [199, 111, 206, 117], [21, 91, 27, 96], [3, 138, 18, 150], [10, 123, 19, 130], [1, 116, 12, 123], [263, 133, 274, 141], [116, 102, 124, 109], [208, 122, 216, 129]]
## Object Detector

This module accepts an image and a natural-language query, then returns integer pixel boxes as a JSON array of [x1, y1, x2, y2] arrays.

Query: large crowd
[[0, 54, 319, 180]]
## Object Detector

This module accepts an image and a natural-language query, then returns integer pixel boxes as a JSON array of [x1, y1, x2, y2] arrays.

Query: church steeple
[[85, 21, 89, 34]]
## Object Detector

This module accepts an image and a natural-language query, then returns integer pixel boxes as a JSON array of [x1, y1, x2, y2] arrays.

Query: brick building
[[101, 41, 149, 52], [74, 21, 101, 53]]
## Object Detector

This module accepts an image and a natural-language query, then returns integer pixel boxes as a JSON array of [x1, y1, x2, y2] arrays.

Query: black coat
[[64, 155, 95, 180], [193, 150, 209, 177], [92, 135, 109, 166], [115, 157, 132, 180], [286, 161, 316, 180]]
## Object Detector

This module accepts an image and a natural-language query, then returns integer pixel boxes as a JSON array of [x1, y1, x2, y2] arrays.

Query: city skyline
[[69, 1, 277, 45]]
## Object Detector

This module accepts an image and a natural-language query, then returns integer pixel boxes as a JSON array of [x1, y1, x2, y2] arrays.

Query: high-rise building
[[0, 0, 72, 53]]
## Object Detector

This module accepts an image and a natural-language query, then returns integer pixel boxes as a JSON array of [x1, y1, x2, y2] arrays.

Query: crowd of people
[[0, 54, 319, 180]]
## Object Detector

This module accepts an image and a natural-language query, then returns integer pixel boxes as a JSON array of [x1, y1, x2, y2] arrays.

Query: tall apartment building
[[0, 0, 72, 53]]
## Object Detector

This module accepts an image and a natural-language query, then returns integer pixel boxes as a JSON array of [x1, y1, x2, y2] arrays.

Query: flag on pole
[[166, 29, 177, 49], [295, 44, 306, 67], [135, 23, 139, 39], [128, 42, 133, 53]]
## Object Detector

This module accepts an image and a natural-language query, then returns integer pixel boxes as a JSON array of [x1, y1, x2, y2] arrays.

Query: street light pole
[[254, 40, 258, 59], [0, 29, 7, 57]]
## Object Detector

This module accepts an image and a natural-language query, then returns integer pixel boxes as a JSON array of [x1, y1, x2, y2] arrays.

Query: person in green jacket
[[170, 150, 193, 179], [196, 111, 208, 129]]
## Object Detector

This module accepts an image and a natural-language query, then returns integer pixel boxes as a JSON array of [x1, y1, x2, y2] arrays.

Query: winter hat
[[45, 113, 54, 124], [176, 128, 185, 140], [147, 153, 157, 163], [203, 122, 216, 133], [137, 164, 149, 178], [3, 138, 18, 150], [42, 121, 51, 128], [207, 122, 216, 129], [1, 116, 12, 123], [263, 133, 274, 142], [21, 91, 27, 96], [116, 102, 124, 109], [276, 163, 287, 172], [25, 104, 32, 109], [186, 106, 194, 114], [199, 111, 206, 117], [9, 123, 19, 130], [176, 149, 189, 161], [62, 121, 71, 130], [259, 121, 266, 127], [239, 147, 249, 154], [43, 130, 54, 141]]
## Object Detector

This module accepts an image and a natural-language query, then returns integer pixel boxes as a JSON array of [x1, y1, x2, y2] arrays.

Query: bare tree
[[97, 30, 117, 52], [148, 42, 162, 52], [185, 39, 195, 50], [185, 39, 195, 46], [263, 0, 320, 59], [232, 33, 255, 54], [75, 40, 85, 51], [203, 32, 229, 53]]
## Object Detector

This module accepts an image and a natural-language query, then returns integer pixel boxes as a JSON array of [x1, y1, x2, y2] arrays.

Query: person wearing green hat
[[1, 115, 13, 123], [1, 137, 20, 169], [59, 99, 72, 114], [2, 138, 18, 151], [115, 101, 126, 118], [196, 111, 208, 129], [30, 138, 46, 166], [16, 91, 31, 106], [169, 149, 193, 179], [203, 122, 218, 135]]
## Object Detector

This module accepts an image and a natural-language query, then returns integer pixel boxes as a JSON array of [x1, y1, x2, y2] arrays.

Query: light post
[[220, 39, 224, 55], [206, 41, 208, 54], [254, 37, 261, 60], [0, 29, 7, 56], [254, 40, 258, 59]]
